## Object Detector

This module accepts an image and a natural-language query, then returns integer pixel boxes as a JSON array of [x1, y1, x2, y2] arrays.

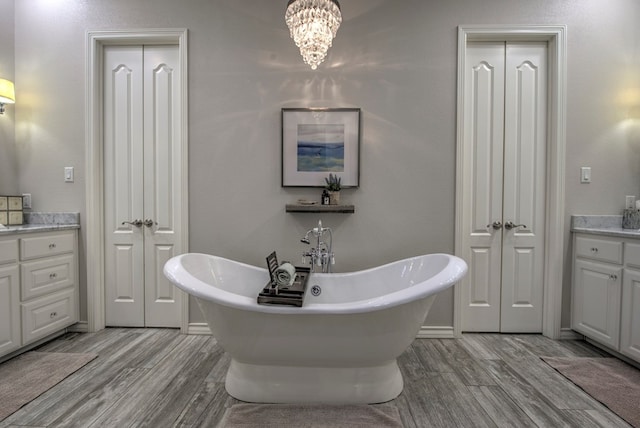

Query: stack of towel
[[274, 262, 297, 287]]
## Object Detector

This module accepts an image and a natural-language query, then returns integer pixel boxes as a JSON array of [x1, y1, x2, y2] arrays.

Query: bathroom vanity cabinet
[[0, 228, 79, 360], [572, 231, 640, 363], [0, 237, 20, 356]]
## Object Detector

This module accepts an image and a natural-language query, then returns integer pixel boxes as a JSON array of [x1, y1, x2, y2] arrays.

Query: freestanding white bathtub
[[163, 253, 467, 404]]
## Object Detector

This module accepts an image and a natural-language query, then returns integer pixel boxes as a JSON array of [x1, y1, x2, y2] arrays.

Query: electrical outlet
[[626, 196, 636, 210], [22, 193, 32, 209]]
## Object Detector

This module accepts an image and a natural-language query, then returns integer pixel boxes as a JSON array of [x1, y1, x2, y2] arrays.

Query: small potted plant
[[324, 173, 341, 205]]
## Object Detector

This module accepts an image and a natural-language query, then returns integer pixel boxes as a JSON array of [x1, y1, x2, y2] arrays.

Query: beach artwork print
[[296, 123, 345, 172]]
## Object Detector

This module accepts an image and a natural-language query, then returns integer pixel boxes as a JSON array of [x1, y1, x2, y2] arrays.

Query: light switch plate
[[580, 167, 591, 183], [64, 167, 74, 183]]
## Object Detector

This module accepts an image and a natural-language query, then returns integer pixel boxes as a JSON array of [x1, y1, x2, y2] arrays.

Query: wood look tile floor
[[0, 329, 631, 427]]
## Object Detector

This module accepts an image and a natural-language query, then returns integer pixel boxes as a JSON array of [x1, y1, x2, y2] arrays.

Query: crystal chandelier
[[285, 0, 342, 70]]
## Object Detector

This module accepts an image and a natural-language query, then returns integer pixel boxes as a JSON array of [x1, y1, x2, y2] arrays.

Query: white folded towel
[[275, 262, 297, 287]]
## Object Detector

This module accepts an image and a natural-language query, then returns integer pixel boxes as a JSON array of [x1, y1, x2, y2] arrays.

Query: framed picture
[[282, 108, 361, 187]]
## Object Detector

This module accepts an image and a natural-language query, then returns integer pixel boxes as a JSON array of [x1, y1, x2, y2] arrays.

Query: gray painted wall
[[0, 0, 16, 194], [8, 0, 640, 327]]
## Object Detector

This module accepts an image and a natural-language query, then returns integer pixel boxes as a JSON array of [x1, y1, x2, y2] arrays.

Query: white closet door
[[500, 43, 547, 332], [142, 45, 183, 327], [104, 45, 182, 328], [461, 42, 547, 332], [461, 42, 506, 332], [104, 46, 145, 327]]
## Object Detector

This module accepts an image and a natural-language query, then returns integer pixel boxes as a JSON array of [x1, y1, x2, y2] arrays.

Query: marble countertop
[[0, 223, 80, 235], [0, 212, 80, 236], [571, 215, 640, 238]]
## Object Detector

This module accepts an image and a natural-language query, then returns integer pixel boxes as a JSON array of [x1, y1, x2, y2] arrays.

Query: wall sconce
[[0, 78, 15, 115]]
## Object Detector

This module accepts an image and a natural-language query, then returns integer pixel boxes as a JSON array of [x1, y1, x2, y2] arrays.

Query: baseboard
[[187, 323, 453, 339], [68, 321, 89, 333], [559, 327, 581, 340], [416, 326, 455, 339], [188, 323, 212, 335], [186, 323, 575, 341], [0, 330, 68, 364]]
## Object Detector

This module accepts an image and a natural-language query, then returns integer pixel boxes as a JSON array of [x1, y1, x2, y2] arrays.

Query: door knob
[[487, 221, 503, 230], [143, 219, 156, 227], [504, 221, 527, 230], [122, 219, 143, 227]]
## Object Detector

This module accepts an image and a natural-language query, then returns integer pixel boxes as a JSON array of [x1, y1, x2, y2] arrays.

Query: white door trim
[[454, 25, 567, 339], [85, 29, 189, 333]]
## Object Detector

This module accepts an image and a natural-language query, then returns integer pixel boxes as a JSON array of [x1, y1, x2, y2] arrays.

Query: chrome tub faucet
[[301, 220, 334, 273]]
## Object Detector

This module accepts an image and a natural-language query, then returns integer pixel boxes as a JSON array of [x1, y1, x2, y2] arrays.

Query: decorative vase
[[623, 209, 640, 229], [328, 190, 340, 205]]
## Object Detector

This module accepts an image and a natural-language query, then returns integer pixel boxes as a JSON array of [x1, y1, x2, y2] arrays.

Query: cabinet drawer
[[0, 239, 18, 265], [20, 231, 75, 261], [21, 254, 75, 301], [21, 288, 76, 345], [575, 235, 623, 264]]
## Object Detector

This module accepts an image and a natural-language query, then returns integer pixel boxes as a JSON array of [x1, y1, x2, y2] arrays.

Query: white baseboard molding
[[186, 323, 575, 341], [184, 324, 583, 341], [416, 326, 455, 339], [559, 328, 581, 340], [188, 323, 213, 335], [418, 326, 579, 340], [68, 321, 89, 333], [187, 323, 454, 339], [0, 330, 68, 364]]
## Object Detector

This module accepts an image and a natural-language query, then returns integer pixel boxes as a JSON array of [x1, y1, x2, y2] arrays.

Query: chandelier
[[285, 0, 342, 70]]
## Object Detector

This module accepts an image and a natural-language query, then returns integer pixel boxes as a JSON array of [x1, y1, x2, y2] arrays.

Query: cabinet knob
[[49, 272, 57, 279], [609, 274, 618, 281], [591, 247, 598, 253], [49, 243, 57, 249], [50, 311, 57, 319]]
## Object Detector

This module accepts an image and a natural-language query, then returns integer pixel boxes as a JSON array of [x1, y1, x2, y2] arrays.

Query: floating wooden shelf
[[285, 204, 355, 213]]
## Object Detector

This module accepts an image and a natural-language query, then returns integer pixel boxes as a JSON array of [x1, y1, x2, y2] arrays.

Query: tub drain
[[310, 285, 321, 296]]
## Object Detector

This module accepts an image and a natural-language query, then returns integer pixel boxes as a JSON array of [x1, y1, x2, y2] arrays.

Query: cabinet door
[[0, 264, 20, 357], [621, 268, 640, 360], [572, 259, 622, 349]]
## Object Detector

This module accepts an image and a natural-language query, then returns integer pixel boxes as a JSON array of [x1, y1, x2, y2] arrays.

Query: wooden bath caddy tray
[[258, 252, 310, 307]]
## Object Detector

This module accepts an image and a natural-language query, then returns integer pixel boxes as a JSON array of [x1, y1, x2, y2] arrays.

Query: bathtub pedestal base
[[225, 359, 403, 404]]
